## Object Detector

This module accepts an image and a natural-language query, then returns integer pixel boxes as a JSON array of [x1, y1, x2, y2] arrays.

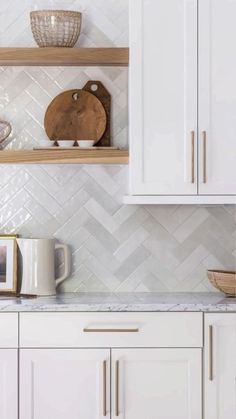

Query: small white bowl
[[57, 141, 75, 148], [78, 140, 95, 148]]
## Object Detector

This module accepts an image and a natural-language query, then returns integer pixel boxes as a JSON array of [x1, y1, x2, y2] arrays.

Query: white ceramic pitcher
[[17, 238, 70, 296]]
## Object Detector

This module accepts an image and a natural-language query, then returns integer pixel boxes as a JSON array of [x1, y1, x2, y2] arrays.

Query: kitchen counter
[[0, 292, 235, 312]]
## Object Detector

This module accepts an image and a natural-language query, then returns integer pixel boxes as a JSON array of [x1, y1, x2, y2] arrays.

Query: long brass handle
[[209, 325, 213, 381], [191, 131, 195, 184], [103, 360, 107, 416], [202, 131, 207, 183], [83, 328, 139, 333], [115, 360, 119, 417]]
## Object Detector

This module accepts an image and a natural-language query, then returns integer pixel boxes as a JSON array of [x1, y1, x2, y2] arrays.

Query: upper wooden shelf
[[0, 149, 129, 164], [0, 48, 129, 67]]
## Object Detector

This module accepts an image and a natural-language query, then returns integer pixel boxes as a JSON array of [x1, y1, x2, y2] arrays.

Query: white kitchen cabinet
[[112, 348, 202, 419], [127, 0, 236, 204], [0, 349, 18, 419], [19, 346, 202, 419], [204, 314, 236, 419], [199, 0, 236, 195], [19, 312, 203, 348], [19, 312, 203, 419], [19, 345, 202, 419], [129, 0, 197, 196], [4, 310, 236, 419], [20, 349, 110, 419]]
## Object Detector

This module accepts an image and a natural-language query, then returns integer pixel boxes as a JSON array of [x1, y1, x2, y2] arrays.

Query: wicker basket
[[207, 270, 236, 296], [30, 10, 82, 48]]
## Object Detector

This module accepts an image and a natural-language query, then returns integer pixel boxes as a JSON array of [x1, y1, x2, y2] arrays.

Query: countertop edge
[[0, 293, 236, 312]]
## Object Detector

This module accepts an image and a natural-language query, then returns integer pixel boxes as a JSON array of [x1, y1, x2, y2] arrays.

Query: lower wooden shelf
[[0, 149, 129, 164]]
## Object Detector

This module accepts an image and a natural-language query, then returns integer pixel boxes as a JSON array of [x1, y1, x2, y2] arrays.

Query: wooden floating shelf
[[0, 48, 129, 67], [0, 149, 129, 164]]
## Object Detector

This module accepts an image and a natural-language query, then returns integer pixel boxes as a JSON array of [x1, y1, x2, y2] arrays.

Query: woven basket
[[207, 270, 236, 296], [30, 10, 82, 48]]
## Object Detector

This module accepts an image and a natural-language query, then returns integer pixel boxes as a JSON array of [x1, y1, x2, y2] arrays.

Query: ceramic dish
[[57, 141, 75, 148], [78, 140, 95, 148]]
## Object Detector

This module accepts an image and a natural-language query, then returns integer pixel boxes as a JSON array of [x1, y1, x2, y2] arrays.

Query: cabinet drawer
[[20, 312, 203, 348], [0, 313, 18, 347]]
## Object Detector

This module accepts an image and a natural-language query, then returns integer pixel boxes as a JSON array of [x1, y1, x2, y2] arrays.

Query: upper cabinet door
[[129, 0, 197, 195], [199, 0, 236, 195]]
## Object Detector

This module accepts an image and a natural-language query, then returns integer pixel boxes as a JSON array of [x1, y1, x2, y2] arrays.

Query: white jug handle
[[55, 243, 71, 287]]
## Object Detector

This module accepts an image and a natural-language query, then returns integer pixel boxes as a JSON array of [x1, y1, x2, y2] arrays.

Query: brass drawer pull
[[202, 131, 207, 183], [209, 325, 213, 381], [115, 360, 119, 416], [191, 131, 195, 184], [83, 328, 139, 333], [103, 360, 107, 416]]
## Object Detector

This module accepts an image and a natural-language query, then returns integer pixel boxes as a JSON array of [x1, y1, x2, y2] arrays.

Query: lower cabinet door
[[20, 349, 110, 419], [205, 314, 236, 419], [0, 349, 18, 419], [112, 348, 202, 419]]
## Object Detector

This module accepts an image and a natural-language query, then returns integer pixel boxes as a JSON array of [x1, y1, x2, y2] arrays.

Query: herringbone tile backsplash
[[0, 0, 235, 292]]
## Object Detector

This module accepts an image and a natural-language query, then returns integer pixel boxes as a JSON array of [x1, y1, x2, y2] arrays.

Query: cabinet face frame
[[129, 0, 198, 196]]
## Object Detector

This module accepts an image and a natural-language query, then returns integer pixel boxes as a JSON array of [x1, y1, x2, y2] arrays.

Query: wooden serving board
[[82, 81, 111, 147], [44, 89, 107, 143]]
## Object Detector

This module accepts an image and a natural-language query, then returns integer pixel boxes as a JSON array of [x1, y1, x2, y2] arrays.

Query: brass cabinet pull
[[209, 325, 213, 381], [103, 360, 107, 416], [83, 328, 139, 333], [202, 131, 207, 183], [191, 131, 195, 184], [115, 360, 119, 417]]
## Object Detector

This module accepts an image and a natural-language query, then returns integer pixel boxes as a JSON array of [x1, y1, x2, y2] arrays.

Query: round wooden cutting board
[[44, 90, 107, 143]]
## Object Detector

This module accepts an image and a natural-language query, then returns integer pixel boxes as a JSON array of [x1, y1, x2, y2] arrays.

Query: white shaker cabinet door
[[199, 0, 236, 195], [20, 349, 110, 419], [112, 348, 202, 419], [129, 0, 197, 195], [205, 314, 236, 419], [0, 349, 18, 419]]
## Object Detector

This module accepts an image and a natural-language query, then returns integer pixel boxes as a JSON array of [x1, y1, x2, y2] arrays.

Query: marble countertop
[[0, 292, 235, 312]]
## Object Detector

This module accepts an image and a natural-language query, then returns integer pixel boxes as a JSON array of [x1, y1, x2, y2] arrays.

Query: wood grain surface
[[83, 81, 111, 147], [44, 89, 107, 142], [0, 149, 129, 164], [0, 48, 129, 66]]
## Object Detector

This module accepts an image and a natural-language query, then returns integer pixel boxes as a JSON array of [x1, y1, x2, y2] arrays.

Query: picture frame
[[0, 234, 18, 294]]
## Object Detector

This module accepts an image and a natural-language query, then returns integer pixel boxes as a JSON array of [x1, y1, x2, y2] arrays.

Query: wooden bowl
[[207, 270, 236, 296]]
